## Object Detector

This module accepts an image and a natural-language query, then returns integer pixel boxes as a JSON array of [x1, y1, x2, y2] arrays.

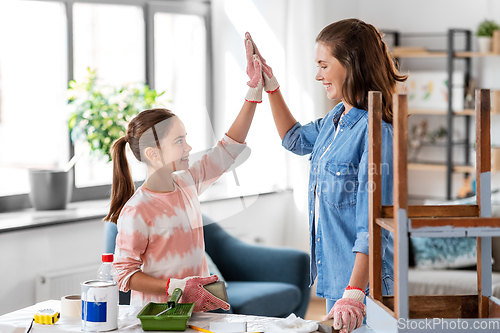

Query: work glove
[[167, 275, 230, 312], [245, 32, 280, 94], [324, 286, 366, 333], [245, 54, 264, 103]]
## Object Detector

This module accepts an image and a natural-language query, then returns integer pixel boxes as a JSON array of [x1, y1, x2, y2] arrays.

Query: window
[[154, 12, 210, 155], [0, 1, 67, 196], [0, 0, 212, 211], [72, 3, 146, 188]]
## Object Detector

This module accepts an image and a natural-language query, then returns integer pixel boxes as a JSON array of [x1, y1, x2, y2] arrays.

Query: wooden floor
[[304, 297, 326, 321]]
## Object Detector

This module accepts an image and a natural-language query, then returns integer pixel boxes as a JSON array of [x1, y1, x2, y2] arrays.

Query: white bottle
[[97, 253, 118, 283]]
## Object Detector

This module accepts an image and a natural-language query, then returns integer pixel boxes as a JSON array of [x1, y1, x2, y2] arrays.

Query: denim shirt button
[[317, 238, 320, 242], [336, 172, 341, 176], [318, 260, 321, 264]]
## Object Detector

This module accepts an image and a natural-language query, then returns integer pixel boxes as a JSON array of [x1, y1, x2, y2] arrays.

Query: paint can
[[81, 280, 118, 331]]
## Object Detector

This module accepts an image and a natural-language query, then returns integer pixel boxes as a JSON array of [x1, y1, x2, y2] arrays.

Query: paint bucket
[[81, 280, 118, 331]]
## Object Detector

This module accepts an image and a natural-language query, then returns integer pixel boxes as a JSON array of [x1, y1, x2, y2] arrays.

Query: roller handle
[[170, 288, 183, 304]]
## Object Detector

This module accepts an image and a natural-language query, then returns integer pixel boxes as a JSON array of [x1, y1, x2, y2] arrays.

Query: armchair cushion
[[226, 281, 301, 317], [203, 215, 310, 318]]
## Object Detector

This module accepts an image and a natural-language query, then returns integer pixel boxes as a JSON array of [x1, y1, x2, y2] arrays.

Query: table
[[0, 300, 370, 333]]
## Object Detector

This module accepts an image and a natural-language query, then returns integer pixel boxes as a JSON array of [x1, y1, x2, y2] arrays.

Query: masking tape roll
[[61, 294, 81, 317]]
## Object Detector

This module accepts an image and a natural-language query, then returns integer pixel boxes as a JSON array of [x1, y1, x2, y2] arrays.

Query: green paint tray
[[137, 288, 194, 331]]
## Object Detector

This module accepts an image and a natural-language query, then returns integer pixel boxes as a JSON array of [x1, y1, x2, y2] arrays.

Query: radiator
[[35, 264, 101, 302]]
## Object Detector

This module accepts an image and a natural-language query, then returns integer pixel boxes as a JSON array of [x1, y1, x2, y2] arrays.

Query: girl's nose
[[185, 142, 192, 152]]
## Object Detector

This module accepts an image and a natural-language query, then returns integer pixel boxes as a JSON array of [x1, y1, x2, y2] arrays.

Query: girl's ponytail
[[104, 136, 135, 223]]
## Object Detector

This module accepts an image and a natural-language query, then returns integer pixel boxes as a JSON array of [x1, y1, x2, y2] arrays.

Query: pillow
[[411, 237, 477, 270], [205, 252, 228, 287]]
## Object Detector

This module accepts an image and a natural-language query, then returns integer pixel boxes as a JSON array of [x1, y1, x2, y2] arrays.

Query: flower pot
[[28, 169, 73, 210], [477, 36, 492, 53]]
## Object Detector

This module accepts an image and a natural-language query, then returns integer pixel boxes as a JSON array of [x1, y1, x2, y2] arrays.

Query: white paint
[[0, 220, 104, 316], [481, 171, 493, 217], [396, 208, 409, 319], [81, 280, 118, 332], [479, 237, 493, 297]]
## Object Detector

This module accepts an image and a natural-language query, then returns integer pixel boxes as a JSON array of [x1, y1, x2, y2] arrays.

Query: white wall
[[0, 219, 104, 316]]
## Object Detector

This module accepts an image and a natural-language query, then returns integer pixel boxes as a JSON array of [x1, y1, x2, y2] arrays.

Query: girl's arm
[[226, 101, 257, 143], [129, 271, 167, 295], [185, 56, 263, 195], [268, 90, 298, 140]]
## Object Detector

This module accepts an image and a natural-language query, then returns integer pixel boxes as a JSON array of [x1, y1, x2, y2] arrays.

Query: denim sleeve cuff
[[281, 122, 301, 151], [352, 231, 369, 255]]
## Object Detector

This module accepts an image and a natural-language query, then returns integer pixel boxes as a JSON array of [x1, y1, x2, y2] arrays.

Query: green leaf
[[67, 69, 166, 159]]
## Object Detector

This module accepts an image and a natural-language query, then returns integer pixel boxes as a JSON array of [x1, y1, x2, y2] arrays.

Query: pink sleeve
[[188, 134, 247, 195], [114, 206, 149, 292]]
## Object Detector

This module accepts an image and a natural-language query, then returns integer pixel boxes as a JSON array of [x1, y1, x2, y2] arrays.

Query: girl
[[103, 53, 265, 311], [245, 18, 406, 332]]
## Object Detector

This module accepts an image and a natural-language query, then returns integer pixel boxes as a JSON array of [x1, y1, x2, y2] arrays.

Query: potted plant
[[477, 19, 500, 53], [67, 68, 164, 162]]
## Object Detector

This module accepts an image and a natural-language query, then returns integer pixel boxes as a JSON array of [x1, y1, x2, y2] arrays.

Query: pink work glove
[[245, 54, 264, 103], [324, 287, 366, 333], [245, 32, 280, 94], [167, 275, 230, 312]]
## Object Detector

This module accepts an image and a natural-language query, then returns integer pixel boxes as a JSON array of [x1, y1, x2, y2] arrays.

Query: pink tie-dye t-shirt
[[114, 134, 246, 306]]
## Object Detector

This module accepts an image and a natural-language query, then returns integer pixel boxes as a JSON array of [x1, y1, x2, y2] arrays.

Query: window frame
[[0, 0, 213, 212]]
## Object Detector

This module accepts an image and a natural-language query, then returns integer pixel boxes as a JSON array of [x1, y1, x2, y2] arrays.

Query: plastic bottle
[[97, 253, 118, 283]]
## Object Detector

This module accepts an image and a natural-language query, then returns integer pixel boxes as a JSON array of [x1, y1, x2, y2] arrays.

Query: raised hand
[[245, 54, 264, 103], [244, 32, 280, 93]]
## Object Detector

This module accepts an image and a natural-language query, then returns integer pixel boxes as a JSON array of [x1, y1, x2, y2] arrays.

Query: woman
[[245, 18, 406, 332]]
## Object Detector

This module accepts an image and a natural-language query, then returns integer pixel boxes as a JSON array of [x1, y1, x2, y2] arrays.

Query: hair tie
[[124, 135, 129, 143]]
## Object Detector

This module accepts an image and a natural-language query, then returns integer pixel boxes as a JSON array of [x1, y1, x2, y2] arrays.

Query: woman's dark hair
[[316, 18, 407, 124], [104, 108, 176, 223]]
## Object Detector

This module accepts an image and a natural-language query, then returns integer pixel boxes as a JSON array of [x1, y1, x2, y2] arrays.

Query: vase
[[28, 169, 73, 210], [477, 36, 492, 53]]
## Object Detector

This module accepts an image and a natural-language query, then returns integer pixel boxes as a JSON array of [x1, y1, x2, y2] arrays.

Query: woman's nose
[[315, 69, 322, 81], [185, 142, 192, 152]]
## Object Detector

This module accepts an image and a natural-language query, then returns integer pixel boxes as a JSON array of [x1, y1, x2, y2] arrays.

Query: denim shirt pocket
[[322, 161, 359, 208]]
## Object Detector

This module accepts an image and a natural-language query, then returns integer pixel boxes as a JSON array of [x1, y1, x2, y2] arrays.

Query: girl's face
[[158, 116, 192, 172], [315, 42, 347, 100]]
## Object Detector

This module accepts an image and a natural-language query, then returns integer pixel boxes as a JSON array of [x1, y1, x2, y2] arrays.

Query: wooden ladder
[[366, 89, 500, 332]]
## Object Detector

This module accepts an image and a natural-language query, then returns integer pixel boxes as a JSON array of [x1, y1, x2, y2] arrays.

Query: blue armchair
[[104, 214, 310, 318]]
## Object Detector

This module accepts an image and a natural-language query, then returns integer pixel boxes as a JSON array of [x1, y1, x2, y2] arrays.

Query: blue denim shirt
[[282, 102, 394, 300]]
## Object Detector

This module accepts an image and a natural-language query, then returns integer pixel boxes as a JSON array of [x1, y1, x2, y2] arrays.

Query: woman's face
[[315, 42, 347, 100], [157, 116, 192, 172]]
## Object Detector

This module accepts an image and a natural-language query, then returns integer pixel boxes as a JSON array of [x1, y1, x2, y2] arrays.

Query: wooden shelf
[[455, 52, 500, 58], [391, 51, 500, 58], [391, 51, 446, 58], [375, 218, 394, 233], [408, 163, 475, 173], [408, 108, 476, 116]]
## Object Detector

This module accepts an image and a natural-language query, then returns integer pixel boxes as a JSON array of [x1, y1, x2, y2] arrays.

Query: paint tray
[[137, 288, 194, 331]]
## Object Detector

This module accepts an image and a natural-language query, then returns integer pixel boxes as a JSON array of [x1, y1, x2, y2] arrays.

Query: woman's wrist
[[345, 285, 365, 293], [343, 286, 366, 303]]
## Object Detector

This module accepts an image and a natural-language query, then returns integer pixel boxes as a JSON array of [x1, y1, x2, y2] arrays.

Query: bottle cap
[[102, 253, 114, 263]]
